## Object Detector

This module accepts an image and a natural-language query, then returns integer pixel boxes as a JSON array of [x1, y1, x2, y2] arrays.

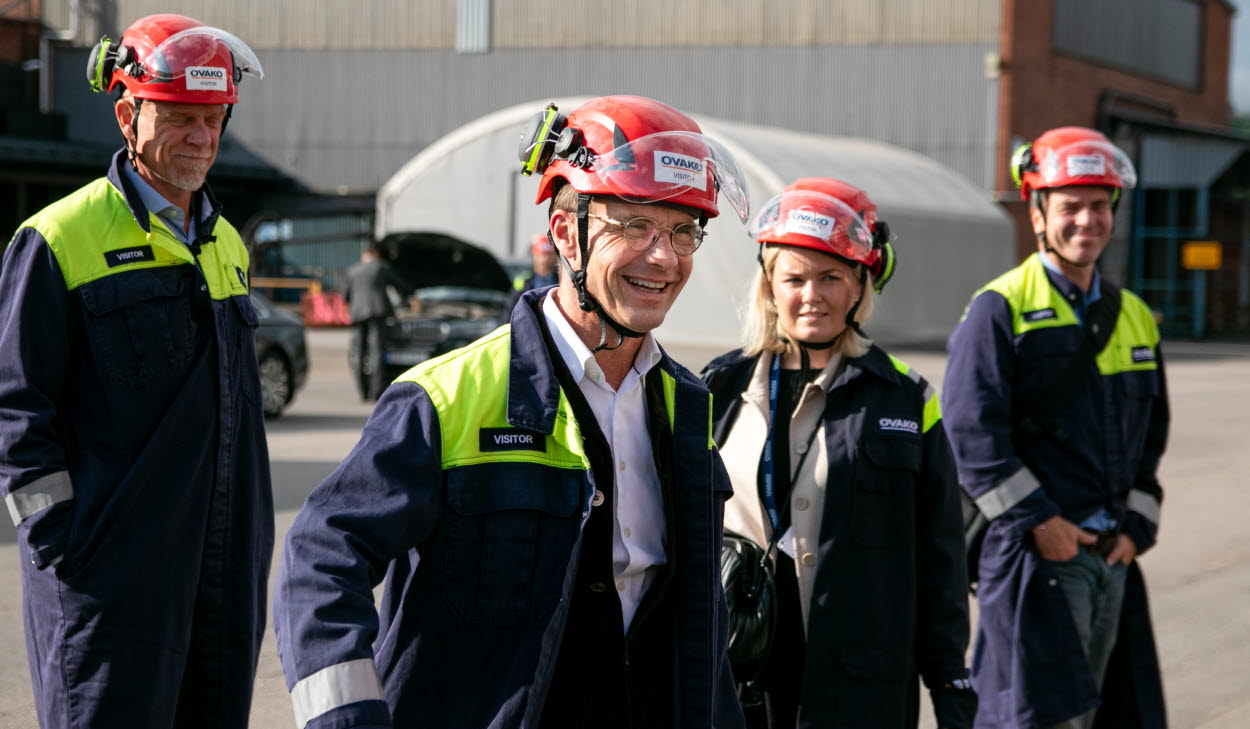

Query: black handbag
[[719, 411, 822, 682], [720, 531, 777, 671]]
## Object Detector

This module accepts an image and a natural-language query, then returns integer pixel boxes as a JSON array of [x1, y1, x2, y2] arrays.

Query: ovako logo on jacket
[[878, 417, 920, 435], [479, 427, 546, 452]]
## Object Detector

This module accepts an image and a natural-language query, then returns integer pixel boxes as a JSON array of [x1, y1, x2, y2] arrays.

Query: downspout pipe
[[38, 0, 80, 113]]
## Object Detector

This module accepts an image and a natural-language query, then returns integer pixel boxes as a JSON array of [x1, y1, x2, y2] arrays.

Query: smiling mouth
[[624, 276, 668, 293]]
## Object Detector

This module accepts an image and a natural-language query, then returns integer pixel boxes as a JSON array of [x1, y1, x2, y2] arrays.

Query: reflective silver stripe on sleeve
[[1127, 489, 1162, 526], [973, 466, 1041, 521], [291, 658, 384, 728], [5, 471, 73, 526]]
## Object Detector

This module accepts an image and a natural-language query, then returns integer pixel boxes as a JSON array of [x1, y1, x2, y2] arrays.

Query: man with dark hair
[[274, 96, 751, 729], [345, 243, 412, 400], [943, 127, 1169, 729]]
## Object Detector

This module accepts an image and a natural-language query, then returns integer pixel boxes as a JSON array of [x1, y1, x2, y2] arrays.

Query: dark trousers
[[352, 318, 387, 401]]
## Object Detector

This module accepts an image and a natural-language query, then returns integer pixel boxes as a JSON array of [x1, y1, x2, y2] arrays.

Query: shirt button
[[618, 460, 626, 471], [591, 490, 605, 507], [794, 497, 810, 511], [800, 553, 816, 568], [589, 582, 607, 592], [616, 579, 626, 592], [795, 442, 808, 455], [623, 527, 632, 538]]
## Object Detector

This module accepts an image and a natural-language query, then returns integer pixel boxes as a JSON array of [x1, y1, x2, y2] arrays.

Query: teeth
[[626, 277, 665, 291]]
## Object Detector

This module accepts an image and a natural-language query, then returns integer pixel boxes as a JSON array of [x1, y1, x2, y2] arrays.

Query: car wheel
[[259, 350, 292, 418]]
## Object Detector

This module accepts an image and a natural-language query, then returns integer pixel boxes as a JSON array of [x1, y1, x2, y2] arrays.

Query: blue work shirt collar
[[1038, 252, 1101, 324], [106, 148, 221, 239]]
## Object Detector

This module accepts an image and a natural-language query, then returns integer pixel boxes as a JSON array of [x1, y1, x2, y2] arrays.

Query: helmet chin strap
[[556, 193, 645, 353]]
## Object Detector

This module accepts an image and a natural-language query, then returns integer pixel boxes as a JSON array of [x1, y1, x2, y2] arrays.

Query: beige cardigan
[[720, 351, 842, 630]]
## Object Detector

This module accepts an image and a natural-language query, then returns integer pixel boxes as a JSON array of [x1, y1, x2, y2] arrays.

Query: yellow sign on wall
[[1182, 241, 1222, 271]]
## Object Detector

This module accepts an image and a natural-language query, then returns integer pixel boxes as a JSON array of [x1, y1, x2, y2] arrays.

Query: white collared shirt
[[541, 292, 667, 631]]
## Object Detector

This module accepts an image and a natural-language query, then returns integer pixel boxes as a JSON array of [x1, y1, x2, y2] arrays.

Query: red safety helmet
[[752, 178, 897, 293], [1012, 126, 1136, 201], [530, 233, 554, 255], [87, 14, 262, 105], [522, 96, 749, 222]]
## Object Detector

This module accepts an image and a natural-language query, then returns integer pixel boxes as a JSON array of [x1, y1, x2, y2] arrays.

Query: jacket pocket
[[852, 436, 921, 546], [231, 294, 262, 404], [442, 464, 582, 626], [79, 269, 195, 390]]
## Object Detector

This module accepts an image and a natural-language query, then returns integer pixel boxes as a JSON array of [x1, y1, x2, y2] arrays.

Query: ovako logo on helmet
[[1011, 126, 1137, 201], [86, 14, 263, 105], [751, 177, 897, 294], [518, 95, 750, 222]]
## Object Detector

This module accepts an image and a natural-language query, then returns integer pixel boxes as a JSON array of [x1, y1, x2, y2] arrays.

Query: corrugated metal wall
[[220, 42, 998, 193], [55, 0, 998, 48], [46, 0, 1001, 197]]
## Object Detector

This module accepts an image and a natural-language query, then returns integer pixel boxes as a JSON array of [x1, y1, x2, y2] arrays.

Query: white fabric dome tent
[[377, 98, 1014, 349]]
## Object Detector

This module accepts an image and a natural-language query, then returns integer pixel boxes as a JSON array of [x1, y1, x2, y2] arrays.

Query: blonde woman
[[702, 178, 975, 729]]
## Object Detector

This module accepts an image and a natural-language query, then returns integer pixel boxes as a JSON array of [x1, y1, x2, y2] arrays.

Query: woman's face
[[769, 247, 863, 345]]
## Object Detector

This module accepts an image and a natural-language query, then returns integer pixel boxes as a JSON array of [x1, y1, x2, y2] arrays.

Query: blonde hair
[[741, 246, 875, 359]]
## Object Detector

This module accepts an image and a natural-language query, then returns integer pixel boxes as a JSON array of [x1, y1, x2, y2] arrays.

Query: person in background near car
[[273, 95, 751, 729], [345, 242, 413, 401], [0, 14, 272, 728], [943, 127, 1169, 729], [702, 178, 976, 729], [508, 232, 560, 312]]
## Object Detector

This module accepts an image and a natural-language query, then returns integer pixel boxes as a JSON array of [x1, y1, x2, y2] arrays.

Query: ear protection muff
[[86, 37, 116, 93], [1010, 143, 1035, 189], [871, 221, 896, 294], [518, 103, 568, 176]]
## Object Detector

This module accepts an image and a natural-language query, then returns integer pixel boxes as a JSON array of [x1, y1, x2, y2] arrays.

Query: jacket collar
[[507, 288, 687, 434], [507, 288, 570, 434], [106, 148, 223, 234]]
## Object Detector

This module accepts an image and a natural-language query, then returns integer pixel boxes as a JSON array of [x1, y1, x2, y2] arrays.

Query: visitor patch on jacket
[[1022, 308, 1057, 323], [479, 428, 546, 453], [104, 245, 155, 267], [1131, 346, 1154, 363]]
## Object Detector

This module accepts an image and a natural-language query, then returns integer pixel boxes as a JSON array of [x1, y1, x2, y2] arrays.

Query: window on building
[[1053, 0, 1202, 89], [457, 0, 492, 53]]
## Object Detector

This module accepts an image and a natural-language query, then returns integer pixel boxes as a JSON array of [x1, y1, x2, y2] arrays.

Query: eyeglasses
[[587, 213, 705, 256]]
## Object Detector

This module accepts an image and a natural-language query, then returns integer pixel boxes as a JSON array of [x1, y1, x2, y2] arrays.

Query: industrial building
[[2, 0, 1245, 339]]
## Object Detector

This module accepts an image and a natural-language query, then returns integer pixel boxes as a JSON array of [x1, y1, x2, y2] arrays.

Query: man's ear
[[1028, 203, 1046, 237], [548, 210, 582, 269], [114, 96, 134, 146]]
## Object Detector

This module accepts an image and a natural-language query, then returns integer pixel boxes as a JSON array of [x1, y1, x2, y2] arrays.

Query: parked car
[[351, 232, 512, 386], [251, 292, 309, 418]]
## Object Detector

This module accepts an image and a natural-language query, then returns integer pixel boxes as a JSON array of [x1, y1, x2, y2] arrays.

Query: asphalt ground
[[0, 329, 1247, 728]]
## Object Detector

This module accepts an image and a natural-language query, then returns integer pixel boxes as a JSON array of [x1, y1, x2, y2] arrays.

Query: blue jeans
[[1046, 548, 1128, 729]]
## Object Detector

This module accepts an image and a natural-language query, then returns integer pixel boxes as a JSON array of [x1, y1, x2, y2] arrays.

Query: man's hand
[[1030, 515, 1096, 561], [1105, 533, 1137, 566]]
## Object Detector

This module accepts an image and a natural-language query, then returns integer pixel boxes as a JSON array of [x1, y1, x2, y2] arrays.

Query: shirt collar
[[1038, 251, 1101, 305], [121, 161, 210, 237], [541, 290, 661, 385]]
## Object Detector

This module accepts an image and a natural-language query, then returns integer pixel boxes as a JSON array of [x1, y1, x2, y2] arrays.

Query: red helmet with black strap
[[1011, 126, 1136, 201], [752, 177, 896, 294], [517, 95, 749, 349]]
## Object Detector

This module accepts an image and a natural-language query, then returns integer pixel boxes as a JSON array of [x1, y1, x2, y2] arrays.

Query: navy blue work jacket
[[0, 150, 273, 727], [943, 255, 1168, 728], [274, 289, 743, 729], [704, 345, 972, 729]]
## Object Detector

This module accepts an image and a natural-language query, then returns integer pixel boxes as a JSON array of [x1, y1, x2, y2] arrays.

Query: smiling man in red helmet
[[943, 128, 1169, 729], [275, 96, 750, 729], [0, 14, 271, 729]]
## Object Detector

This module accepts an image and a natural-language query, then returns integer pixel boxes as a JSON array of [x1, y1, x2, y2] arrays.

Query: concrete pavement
[[0, 329, 1247, 728]]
